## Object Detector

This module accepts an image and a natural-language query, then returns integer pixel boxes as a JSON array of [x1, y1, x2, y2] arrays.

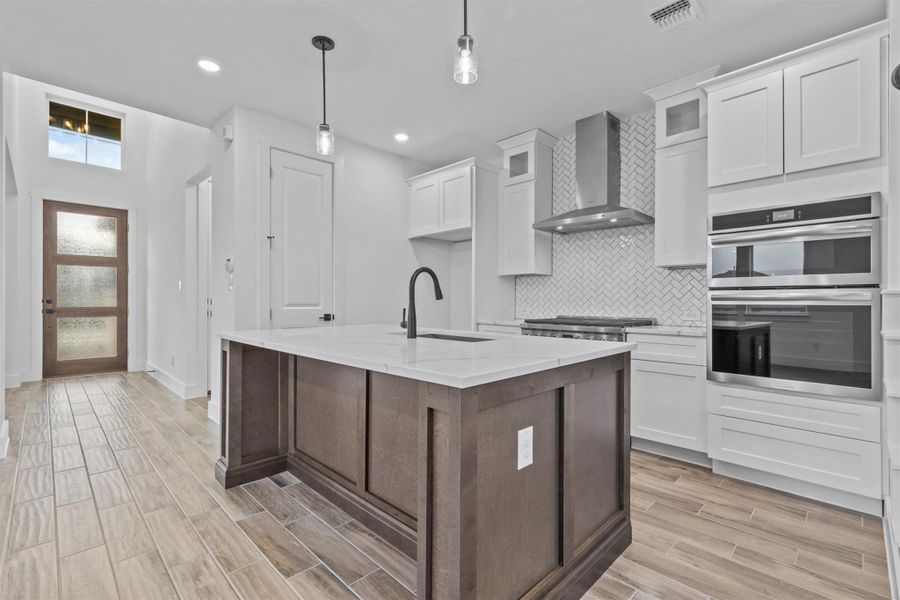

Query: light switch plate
[[517, 426, 533, 470]]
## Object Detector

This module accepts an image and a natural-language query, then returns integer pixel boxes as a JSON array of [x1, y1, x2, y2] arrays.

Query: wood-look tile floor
[[0, 373, 890, 600]]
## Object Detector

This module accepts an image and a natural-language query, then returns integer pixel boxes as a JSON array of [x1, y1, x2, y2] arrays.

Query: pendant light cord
[[463, 0, 468, 35], [321, 45, 327, 124]]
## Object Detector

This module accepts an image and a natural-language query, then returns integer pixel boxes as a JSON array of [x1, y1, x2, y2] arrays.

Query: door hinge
[[269, 308, 273, 320], [270, 166, 274, 179]]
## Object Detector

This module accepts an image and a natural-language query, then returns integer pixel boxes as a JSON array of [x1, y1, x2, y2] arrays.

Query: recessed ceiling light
[[394, 132, 410, 142], [197, 59, 221, 73], [610, 218, 618, 223]]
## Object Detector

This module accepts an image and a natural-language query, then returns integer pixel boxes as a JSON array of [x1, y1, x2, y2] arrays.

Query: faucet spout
[[407, 267, 443, 339]]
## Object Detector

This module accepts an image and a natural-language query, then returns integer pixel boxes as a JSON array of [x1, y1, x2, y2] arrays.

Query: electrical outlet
[[517, 426, 533, 470], [170, 355, 175, 367]]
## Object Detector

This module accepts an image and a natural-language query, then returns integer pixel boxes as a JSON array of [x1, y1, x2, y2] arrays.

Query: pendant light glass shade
[[317, 123, 334, 155], [454, 34, 477, 85]]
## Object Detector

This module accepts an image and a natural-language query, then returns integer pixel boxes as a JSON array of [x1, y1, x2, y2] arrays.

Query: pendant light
[[312, 35, 335, 155], [453, 0, 477, 85]]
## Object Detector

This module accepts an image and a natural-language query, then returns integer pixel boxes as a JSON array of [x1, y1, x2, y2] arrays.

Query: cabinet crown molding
[[699, 19, 888, 93], [496, 128, 558, 150], [643, 65, 721, 101], [406, 157, 499, 184]]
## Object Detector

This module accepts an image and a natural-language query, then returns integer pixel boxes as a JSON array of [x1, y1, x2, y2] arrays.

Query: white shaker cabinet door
[[498, 180, 536, 275], [631, 360, 707, 452], [439, 167, 472, 232], [408, 176, 441, 238], [784, 38, 881, 173], [655, 138, 708, 267], [708, 71, 784, 186]]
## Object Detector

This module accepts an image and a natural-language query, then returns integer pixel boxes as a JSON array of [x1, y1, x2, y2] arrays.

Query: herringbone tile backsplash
[[516, 111, 708, 326]]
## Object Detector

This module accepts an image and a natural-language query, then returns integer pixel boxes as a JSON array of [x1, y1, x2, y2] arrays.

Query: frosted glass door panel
[[57, 211, 118, 257], [56, 265, 117, 307], [57, 317, 118, 361]]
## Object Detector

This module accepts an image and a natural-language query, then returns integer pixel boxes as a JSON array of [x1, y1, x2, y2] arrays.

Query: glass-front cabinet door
[[655, 88, 708, 149], [504, 142, 535, 185]]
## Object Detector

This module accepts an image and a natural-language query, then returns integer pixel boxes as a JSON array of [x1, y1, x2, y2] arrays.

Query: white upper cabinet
[[655, 138, 708, 267], [645, 66, 720, 150], [783, 38, 880, 173], [703, 22, 886, 188], [707, 71, 784, 187], [644, 67, 718, 268], [496, 130, 555, 276], [408, 160, 474, 241]]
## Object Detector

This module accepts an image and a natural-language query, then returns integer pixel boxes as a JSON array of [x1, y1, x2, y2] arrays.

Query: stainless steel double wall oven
[[707, 194, 881, 399]]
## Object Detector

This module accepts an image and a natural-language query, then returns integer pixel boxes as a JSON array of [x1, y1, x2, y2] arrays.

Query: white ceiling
[[0, 0, 887, 166]]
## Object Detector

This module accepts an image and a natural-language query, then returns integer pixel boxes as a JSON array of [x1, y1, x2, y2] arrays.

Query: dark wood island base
[[216, 340, 632, 600]]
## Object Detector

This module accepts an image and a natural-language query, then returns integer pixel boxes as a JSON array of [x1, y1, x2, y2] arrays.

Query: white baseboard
[[145, 362, 188, 399], [0, 420, 10, 459], [884, 494, 900, 600], [183, 383, 209, 400], [631, 438, 713, 468], [4, 372, 22, 389], [713, 459, 883, 516], [207, 400, 221, 424]]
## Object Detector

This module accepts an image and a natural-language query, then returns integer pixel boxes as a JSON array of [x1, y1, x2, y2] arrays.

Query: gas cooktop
[[521, 316, 656, 341]]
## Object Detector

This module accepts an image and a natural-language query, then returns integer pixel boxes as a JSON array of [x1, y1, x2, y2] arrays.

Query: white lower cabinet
[[631, 359, 707, 452], [707, 383, 882, 499], [708, 414, 881, 498]]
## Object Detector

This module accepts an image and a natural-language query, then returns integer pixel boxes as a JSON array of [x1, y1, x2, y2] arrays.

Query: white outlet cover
[[517, 426, 534, 470]]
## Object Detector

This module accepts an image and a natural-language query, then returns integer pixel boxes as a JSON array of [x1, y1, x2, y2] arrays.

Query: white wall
[[206, 105, 441, 419], [2, 74, 209, 389], [143, 116, 212, 393]]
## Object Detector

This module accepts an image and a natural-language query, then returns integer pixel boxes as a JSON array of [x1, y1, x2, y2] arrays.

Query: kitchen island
[[216, 325, 634, 600]]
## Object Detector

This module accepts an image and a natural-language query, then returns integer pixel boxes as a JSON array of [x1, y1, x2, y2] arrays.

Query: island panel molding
[[215, 327, 633, 599]]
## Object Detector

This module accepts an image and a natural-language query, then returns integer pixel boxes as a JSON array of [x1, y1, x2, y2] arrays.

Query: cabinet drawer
[[632, 360, 707, 452], [708, 414, 881, 498], [708, 383, 880, 442], [627, 333, 706, 366]]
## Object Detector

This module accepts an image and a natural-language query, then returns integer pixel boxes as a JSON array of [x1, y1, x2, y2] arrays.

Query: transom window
[[48, 100, 123, 170]]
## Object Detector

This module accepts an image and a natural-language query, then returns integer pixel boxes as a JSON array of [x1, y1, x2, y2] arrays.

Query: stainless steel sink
[[417, 333, 492, 343]]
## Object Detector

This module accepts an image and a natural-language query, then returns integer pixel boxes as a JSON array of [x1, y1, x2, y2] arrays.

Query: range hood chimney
[[534, 112, 654, 234]]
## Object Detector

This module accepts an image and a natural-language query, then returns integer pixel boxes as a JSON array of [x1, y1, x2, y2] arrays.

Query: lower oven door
[[708, 288, 880, 399]]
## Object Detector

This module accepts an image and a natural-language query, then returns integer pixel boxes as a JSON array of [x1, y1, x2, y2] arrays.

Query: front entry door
[[269, 149, 334, 328], [43, 201, 128, 377]]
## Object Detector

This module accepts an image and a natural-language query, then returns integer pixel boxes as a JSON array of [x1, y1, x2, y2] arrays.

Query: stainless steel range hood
[[534, 112, 654, 234]]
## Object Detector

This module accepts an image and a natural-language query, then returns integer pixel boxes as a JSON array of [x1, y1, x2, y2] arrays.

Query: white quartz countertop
[[219, 324, 634, 389]]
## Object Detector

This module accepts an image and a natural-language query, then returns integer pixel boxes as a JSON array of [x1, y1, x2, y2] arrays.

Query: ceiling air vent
[[648, 0, 704, 33]]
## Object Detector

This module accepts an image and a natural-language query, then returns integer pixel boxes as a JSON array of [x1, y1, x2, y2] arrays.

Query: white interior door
[[269, 149, 334, 329]]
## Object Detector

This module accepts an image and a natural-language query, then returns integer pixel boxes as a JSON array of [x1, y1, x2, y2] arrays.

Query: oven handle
[[709, 220, 875, 246], [709, 290, 875, 303]]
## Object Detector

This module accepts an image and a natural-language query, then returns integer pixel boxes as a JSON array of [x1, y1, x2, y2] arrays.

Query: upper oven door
[[708, 219, 880, 288], [708, 288, 880, 399]]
